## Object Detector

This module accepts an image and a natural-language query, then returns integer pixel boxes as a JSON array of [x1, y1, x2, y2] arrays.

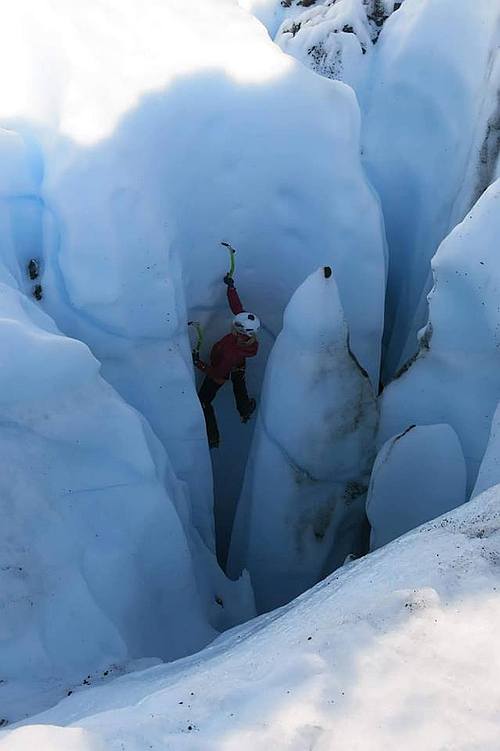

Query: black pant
[[198, 371, 252, 447]]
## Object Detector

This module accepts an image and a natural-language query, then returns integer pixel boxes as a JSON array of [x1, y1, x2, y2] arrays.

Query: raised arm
[[224, 274, 244, 314]]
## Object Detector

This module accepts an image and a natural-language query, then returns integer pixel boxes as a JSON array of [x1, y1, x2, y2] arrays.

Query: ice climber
[[193, 274, 260, 449]]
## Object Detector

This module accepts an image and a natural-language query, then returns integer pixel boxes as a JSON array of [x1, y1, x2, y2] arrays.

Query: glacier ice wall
[[367, 424, 466, 550], [0, 0, 386, 559], [473, 401, 500, 498], [0, 131, 216, 713], [270, 0, 500, 380], [229, 267, 377, 612], [378, 179, 500, 493]]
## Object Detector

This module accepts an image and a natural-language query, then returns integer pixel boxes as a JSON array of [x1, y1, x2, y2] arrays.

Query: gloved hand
[[223, 273, 234, 287], [192, 349, 200, 365]]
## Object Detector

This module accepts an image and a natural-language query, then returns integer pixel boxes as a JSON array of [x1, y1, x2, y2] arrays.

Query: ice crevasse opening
[[0, 0, 389, 722], [1, 1, 387, 561]]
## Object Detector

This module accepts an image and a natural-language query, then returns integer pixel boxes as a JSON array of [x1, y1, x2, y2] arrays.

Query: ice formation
[[0, 0, 388, 720], [0, 148, 211, 704], [367, 424, 467, 550], [229, 267, 377, 612], [378, 179, 500, 493], [268, 0, 500, 379], [363, 0, 500, 376], [0, 0, 386, 559], [472, 401, 500, 498]]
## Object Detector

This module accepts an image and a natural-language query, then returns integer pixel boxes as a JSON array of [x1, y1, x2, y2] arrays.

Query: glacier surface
[[3, 483, 500, 750], [1, 0, 500, 740]]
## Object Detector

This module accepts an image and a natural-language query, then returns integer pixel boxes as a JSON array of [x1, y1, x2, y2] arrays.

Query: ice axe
[[221, 241, 236, 277]]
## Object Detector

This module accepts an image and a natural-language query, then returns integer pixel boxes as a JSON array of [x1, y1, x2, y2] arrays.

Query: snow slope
[[0, 0, 386, 558], [378, 179, 500, 493], [229, 267, 377, 611], [3, 483, 500, 749]]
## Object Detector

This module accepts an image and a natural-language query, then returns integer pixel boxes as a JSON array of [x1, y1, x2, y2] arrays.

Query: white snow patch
[[3, 485, 500, 749]]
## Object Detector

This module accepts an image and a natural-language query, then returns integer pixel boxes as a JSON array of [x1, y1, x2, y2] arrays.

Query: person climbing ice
[[193, 272, 260, 449]]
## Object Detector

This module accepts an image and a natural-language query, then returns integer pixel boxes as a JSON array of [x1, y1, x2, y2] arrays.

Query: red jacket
[[196, 286, 259, 383]]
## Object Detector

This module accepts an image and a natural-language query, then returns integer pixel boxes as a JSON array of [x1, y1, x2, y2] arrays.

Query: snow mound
[[238, 0, 289, 36], [4, 483, 500, 749], [229, 267, 377, 611], [276, 0, 403, 94], [367, 424, 467, 550]]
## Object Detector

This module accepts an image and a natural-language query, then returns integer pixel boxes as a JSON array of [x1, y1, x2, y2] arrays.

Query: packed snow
[[275, 0, 400, 95], [3, 484, 500, 749]]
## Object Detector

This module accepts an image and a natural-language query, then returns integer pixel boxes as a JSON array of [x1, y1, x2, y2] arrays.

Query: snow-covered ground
[[3, 483, 500, 750]]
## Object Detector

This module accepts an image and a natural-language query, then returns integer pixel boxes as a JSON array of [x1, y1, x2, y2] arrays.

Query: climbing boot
[[241, 398, 256, 424]]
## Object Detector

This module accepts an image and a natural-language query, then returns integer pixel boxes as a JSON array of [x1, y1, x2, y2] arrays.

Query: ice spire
[[228, 267, 377, 612]]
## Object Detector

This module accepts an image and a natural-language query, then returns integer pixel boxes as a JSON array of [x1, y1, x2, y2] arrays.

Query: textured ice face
[[229, 267, 377, 611], [0, 0, 386, 560], [273, 0, 500, 381], [379, 179, 500, 493], [367, 423, 467, 550]]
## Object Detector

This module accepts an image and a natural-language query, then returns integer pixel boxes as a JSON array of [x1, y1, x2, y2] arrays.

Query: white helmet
[[233, 311, 260, 335]]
